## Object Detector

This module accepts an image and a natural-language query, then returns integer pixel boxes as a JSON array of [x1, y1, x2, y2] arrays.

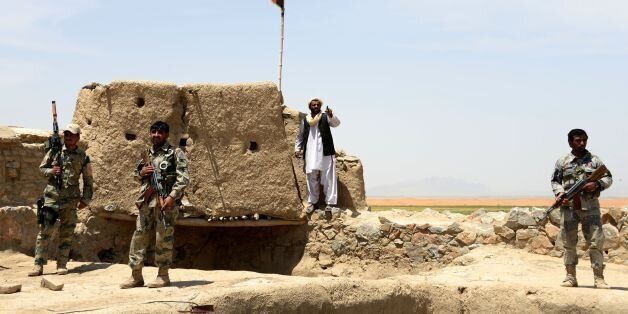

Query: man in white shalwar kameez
[[295, 98, 341, 214]]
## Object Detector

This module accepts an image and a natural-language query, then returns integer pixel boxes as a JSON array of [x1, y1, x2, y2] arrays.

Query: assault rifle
[[49, 101, 63, 190], [535, 165, 608, 224], [141, 151, 168, 228]]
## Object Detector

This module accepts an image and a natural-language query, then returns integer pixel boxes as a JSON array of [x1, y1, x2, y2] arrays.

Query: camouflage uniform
[[128, 143, 189, 270], [35, 145, 93, 266], [551, 150, 612, 269]]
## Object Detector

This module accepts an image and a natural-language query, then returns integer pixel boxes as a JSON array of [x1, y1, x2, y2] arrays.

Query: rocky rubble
[[301, 206, 628, 275]]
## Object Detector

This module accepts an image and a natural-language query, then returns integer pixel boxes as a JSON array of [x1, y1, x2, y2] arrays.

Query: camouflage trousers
[[560, 207, 605, 269], [128, 202, 178, 270], [34, 200, 79, 266]]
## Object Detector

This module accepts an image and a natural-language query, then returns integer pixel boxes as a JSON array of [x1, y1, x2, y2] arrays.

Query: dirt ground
[[368, 197, 628, 208], [1, 245, 627, 313]]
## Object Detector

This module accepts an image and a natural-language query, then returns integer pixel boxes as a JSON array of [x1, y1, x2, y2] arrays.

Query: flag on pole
[[271, 0, 284, 12]]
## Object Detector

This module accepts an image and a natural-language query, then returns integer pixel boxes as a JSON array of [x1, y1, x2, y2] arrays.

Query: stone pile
[[303, 206, 628, 273], [2, 204, 626, 274]]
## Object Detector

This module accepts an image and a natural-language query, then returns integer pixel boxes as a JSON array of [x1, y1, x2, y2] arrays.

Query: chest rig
[[150, 146, 178, 195]]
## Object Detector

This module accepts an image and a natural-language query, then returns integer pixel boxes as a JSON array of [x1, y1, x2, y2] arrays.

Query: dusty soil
[[1, 245, 627, 313], [368, 197, 628, 208]]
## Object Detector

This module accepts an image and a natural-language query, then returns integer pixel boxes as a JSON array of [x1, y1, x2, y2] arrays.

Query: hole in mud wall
[[86, 118, 92, 125], [248, 141, 259, 152], [135, 97, 145, 108], [98, 248, 115, 263], [125, 133, 137, 141], [172, 224, 308, 274]]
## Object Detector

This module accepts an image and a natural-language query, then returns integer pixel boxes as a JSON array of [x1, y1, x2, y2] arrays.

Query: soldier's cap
[[63, 123, 81, 135]]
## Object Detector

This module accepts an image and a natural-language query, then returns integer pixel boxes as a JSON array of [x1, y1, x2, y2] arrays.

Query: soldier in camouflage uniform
[[120, 121, 189, 289], [551, 129, 612, 288], [28, 123, 93, 276]]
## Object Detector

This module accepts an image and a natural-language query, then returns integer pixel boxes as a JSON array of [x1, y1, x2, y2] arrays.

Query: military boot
[[560, 265, 578, 287], [593, 266, 610, 289], [56, 263, 68, 275], [147, 268, 170, 288], [119, 269, 144, 289], [27, 265, 43, 277]]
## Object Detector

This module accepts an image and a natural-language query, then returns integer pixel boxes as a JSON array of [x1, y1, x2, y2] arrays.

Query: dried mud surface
[[1, 246, 627, 313]]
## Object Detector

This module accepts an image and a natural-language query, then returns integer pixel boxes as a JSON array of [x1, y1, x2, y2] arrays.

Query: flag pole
[[278, 9, 285, 92]]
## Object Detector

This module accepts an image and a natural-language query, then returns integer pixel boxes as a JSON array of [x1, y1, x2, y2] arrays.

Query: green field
[[370, 205, 523, 214]]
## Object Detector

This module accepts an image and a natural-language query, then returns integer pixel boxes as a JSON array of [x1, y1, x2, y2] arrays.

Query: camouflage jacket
[[134, 143, 189, 208], [551, 150, 612, 210], [39, 145, 94, 208]]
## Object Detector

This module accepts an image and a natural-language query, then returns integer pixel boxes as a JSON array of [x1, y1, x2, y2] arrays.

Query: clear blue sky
[[1, 0, 627, 197]]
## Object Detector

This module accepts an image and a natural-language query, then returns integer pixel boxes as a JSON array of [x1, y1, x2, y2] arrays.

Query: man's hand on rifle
[[51, 166, 61, 176], [555, 193, 569, 206], [162, 196, 175, 211], [294, 150, 303, 159], [139, 165, 155, 177], [583, 182, 598, 192]]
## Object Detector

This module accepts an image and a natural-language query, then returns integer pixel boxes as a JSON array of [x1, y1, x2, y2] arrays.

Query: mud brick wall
[[73, 81, 304, 220], [0, 127, 48, 206]]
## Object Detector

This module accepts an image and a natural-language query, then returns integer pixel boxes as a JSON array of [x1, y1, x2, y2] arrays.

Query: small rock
[[426, 245, 441, 259], [428, 226, 445, 234], [602, 224, 620, 250], [483, 235, 500, 245], [445, 222, 463, 235], [0, 284, 21, 294], [388, 229, 401, 240], [412, 233, 438, 246], [527, 234, 553, 255], [516, 228, 539, 249], [322, 229, 337, 240], [355, 224, 380, 242], [455, 231, 477, 246], [41, 277, 63, 291], [506, 208, 536, 230], [331, 239, 350, 256], [548, 249, 564, 258], [493, 225, 515, 240], [468, 244, 480, 250], [379, 223, 392, 233], [406, 223, 416, 233], [452, 255, 475, 266], [416, 223, 431, 231], [401, 232, 412, 242], [393, 238, 404, 246], [548, 209, 561, 226], [378, 216, 392, 224], [467, 209, 487, 221], [404, 242, 426, 262], [544, 223, 560, 242], [318, 254, 334, 268]]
